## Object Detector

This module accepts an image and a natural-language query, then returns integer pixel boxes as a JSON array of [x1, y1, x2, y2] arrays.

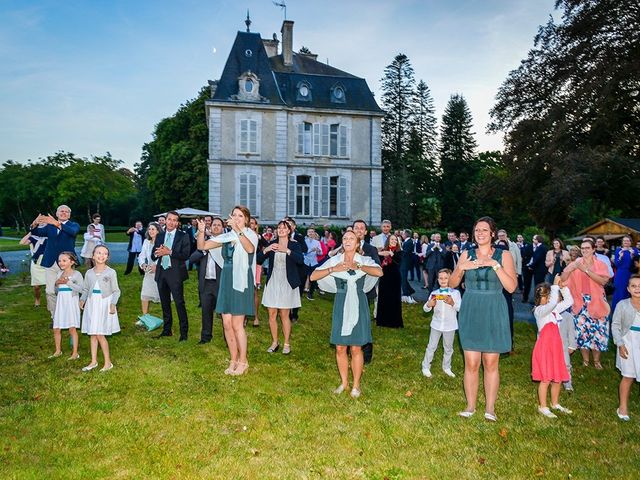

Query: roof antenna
[[245, 9, 251, 32], [273, 1, 287, 20]]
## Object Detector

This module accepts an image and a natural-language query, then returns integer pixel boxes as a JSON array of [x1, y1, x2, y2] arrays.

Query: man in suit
[[458, 231, 473, 251], [152, 211, 191, 341], [124, 221, 144, 275], [516, 234, 528, 291], [443, 231, 458, 250], [410, 232, 421, 281], [30, 205, 80, 316], [425, 233, 446, 292], [190, 217, 224, 344], [523, 234, 547, 303], [400, 229, 416, 303], [352, 219, 381, 364], [285, 217, 307, 322], [186, 218, 199, 271]]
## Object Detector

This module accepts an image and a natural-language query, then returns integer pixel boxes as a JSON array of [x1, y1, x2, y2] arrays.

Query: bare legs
[[52, 328, 79, 358], [84, 335, 111, 369], [253, 289, 260, 326], [335, 345, 364, 391], [267, 308, 291, 349], [537, 381, 561, 408], [422, 269, 429, 289], [222, 313, 249, 374], [462, 350, 500, 415], [33, 285, 41, 307], [618, 376, 634, 416], [580, 347, 603, 368], [141, 299, 149, 315]]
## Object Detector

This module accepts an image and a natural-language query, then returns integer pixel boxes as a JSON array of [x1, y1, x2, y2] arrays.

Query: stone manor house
[[206, 19, 383, 226]]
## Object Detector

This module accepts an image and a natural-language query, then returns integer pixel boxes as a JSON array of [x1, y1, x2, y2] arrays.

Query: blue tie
[[162, 232, 174, 269]]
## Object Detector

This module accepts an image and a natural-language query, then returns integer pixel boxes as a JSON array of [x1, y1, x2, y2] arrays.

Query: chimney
[[262, 35, 279, 57], [281, 20, 294, 67]]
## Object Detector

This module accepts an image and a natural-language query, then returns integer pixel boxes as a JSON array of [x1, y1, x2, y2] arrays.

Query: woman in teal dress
[[197, 205, 258, 376], [450, 217, 517, 421], [311, 231, 383, 398]]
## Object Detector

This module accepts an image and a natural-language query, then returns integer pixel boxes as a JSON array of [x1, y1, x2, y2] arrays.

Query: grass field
[[1, 268, 638, 479], [0, 238, 29, 252]]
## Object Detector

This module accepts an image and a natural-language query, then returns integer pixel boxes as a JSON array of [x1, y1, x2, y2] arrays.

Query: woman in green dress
[[311, 231, 383, 398], [449, 217, 517, 421], [197, 205, 258, 376]]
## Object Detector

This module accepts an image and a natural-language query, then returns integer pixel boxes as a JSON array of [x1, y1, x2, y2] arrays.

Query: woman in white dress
[[258, 220, 305, 355], [138, 222, 161, 315]]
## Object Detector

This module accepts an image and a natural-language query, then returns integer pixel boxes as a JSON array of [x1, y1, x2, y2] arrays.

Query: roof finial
[[245, 10, 251, 32]]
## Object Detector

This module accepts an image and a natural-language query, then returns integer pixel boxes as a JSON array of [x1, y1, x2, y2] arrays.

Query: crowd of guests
[[18, 204, 640, 420]]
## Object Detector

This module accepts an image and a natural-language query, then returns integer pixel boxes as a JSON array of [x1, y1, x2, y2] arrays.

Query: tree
[[489, 0, 640, 232], [379, 54, 416, 225], [139, 86, 209, 214], [439, 94, 478, 230]]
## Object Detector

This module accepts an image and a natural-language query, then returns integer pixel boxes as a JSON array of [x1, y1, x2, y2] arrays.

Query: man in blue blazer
[[30, 205, 80, 316], [152, 211, 191, 341]]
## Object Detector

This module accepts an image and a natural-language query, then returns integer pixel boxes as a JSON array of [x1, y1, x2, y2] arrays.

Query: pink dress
[[531, 286, 573, 382]]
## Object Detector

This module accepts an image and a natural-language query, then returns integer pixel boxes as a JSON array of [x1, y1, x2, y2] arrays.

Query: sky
[[0, 0, 558, 169]]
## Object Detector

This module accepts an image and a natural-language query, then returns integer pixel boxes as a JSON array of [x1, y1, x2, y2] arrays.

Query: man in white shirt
[[371, 219, 392, 251]]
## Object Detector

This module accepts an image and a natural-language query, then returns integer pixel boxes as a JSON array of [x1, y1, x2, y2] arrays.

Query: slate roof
[[609, 217, 640, 232], [211, 30, 383, 113]]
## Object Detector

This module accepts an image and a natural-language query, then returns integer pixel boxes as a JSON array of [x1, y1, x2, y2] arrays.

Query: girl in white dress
[[612, 274, 640, 421], [80, 245, 120, 372], [50, 252, 83, 360]]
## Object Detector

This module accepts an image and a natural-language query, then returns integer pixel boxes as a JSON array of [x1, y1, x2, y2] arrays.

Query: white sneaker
[[616, 408, 630, 421], [443, 369, 456, 378], [408, 297, 417, 304], [538, 406, 557, 418], [350, 387, 361, 398], [422, 368, 432, 378], [551, 404, 572, 415]]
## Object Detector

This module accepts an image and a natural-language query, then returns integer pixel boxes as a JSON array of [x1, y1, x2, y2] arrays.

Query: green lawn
[[0, 238, 29, 252], [0, 270, 638, 479]]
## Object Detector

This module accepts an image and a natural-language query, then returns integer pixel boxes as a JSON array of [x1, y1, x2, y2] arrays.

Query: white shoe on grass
[[538, 406, 557, 418]]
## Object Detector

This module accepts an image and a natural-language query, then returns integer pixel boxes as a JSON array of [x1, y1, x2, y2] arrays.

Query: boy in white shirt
[[422, 268, 461, 378]]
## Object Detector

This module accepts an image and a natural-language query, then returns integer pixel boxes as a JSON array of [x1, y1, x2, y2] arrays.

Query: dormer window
[[331, 84, 346, 104], [296, 81, 312, 101], [236, 71, 260, 101]]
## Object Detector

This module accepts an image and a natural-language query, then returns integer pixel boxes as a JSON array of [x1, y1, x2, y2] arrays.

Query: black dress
[[375, 250, 404, 328]]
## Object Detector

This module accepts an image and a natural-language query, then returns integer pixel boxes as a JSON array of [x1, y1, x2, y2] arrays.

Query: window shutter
[[313, 123, 320, 155], [339, 177, 348, 217], [321, 124, 329, 156], [288, 175, 296, 215], [249, 120, 257, 153], [312, 176, 320, 217], [339, 125, 348, 157], [297, 123, 304, 154], [321, 176, 329, 217], [248, 173, 258, 214], [239, 173, 248, 206]]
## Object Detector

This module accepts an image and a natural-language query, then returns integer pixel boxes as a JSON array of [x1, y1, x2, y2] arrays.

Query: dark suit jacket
[[189, 249, 222, 296], [31, 221, 80, 268], [457, 240, 474, 252], [400, 238, 413, 269], [425, 244, 446, 271], [152, 229, 191, 282], [522, 243, 533, 268], [361, 241, 381, 266], [257, 240, 305, 289], [530, 244, 548, 276], [444, 251, 460, 271]]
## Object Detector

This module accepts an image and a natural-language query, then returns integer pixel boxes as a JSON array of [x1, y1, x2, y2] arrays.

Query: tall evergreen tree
[[379, 54, 415, 225], [439, 94, 478, 230], [409, 80, 440, 225]]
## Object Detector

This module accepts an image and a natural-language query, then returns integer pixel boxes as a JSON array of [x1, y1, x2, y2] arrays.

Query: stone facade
[[206, 21, 383, 226]]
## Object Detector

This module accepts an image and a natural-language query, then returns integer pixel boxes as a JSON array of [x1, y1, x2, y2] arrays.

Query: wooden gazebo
[[577, 217, 640, 246]]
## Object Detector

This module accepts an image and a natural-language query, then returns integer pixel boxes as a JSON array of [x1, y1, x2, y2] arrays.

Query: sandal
[[48, 352, 63, 359], [582, 361, 589, 367], [224, 361, 237, 375], [267, 343, 280, 353], [231, 362, 249, 376], [594, 362, 603, 370], [458, 410, 475, 418], [282, 344, 291, 355], [484, 412, 498, 422]]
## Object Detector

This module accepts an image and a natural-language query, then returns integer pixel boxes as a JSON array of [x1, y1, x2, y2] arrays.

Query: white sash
[[316, 253, 380, 336], [211, 228, 258, 292]]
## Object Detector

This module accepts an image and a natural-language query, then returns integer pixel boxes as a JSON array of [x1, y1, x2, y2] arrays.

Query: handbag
[[137, 314, 163, 331]]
